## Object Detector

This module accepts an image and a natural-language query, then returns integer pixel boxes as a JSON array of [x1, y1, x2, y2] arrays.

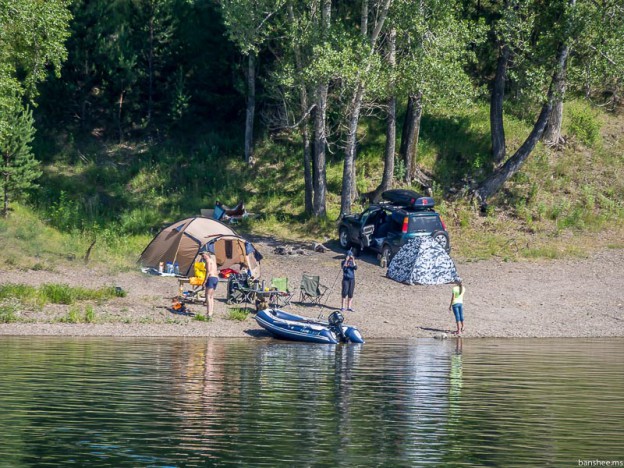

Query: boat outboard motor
[[328, 310, 347, 342]]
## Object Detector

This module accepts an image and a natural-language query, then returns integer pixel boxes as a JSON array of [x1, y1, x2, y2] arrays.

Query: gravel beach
[[1, 242, 623, 339]]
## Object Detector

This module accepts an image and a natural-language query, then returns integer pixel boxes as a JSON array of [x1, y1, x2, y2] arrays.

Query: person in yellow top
[[448, 279, 465, 335]]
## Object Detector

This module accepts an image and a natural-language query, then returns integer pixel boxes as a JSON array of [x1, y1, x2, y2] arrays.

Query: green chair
[[269, 277, 294, 307], [299, 274, 328, 306]]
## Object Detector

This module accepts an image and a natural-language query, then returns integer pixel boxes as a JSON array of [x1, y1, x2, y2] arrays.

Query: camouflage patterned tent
[[387, 236, 459, 285]]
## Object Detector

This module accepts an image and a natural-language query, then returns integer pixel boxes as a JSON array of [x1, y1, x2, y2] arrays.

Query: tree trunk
[[476, 42, 571, 205], [244, 52, 256, 165], [543, 4, 572, 147], [373, 28, 396, 201], [361, 0, 368, 35], [543, 67, 567, 146], [477, 100, 552, 203], [341, 84, 365, 216], [117, 90, 124, 144], [81, 53, 89, 129], [400, 93, 422, 184], [2, 154, 8, 218], [302, 120, 313, 214], [147, 13, 154, 125], [491, 44, 510, 165], [409, 98, 422, 182], [477, 0, 575, 205], [347, 0, 371, 206], [399, 95, 414, 173]]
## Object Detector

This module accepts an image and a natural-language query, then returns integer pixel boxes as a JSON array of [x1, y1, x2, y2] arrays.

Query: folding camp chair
[[226, 273, 256, 305], [269, 277, 294, 308], [299, 274, 329, 306]]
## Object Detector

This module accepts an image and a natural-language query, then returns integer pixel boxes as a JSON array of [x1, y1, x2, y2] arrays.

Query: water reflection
[[0, 337, 622, 467]]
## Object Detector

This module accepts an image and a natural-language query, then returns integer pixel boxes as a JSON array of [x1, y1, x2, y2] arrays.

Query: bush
[[0, 301, 20, 323], [567, 101, 601, 147], [84, 305, 96, 323], [226, 308, 249, 321]]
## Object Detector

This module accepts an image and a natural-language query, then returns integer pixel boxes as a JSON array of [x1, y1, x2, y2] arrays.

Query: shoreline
[[1, 243, 623, 339]]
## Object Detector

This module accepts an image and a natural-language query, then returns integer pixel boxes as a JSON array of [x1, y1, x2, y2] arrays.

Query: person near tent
[[202, 250, 219, 318], [244, 242, 256, 277], [448, 279, 465, 335], [341, 249, 357, 312]]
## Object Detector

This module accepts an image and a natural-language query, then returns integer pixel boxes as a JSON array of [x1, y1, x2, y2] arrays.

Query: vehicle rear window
[[408, 215, 442, 232]]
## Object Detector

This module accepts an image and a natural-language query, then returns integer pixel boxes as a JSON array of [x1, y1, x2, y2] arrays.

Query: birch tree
[[393, 0, 479, 187], [220, 0, 286, 165], [475, 0, 577, 205]]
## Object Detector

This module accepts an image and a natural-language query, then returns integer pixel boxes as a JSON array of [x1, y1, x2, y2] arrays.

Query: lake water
[[0, 337, 622, 467]]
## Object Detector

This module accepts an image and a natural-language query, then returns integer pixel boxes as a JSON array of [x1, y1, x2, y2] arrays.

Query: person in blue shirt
[[341, 250, 357, 311]]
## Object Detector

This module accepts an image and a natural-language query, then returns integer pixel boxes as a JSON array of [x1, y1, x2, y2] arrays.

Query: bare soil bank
[[1, 242, 623, 339]]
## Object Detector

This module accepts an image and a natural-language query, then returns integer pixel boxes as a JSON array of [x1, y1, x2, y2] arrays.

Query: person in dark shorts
[[341, 250, 357, 311], [202, 251, 219, 318]]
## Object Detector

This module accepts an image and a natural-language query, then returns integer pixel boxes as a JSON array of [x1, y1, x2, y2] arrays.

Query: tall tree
[[312, 0, 331, 217], [340, 0, 392, 216], [545, 0, 624, 143], [286, 2, 314, 215], [220, 0, 286, 165], [475, 0, 576, 205], [393, 0, 479, 187], [487, 0, 534, 165], [373, 27, 397, 200], [0, 0, 72, 135], [0, 0, 71, 216]]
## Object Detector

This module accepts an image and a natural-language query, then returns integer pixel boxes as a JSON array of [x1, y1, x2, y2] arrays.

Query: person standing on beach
[[341, 250, 357, 312], [202, 251, 219, 318], [449, 279, 465, 335]]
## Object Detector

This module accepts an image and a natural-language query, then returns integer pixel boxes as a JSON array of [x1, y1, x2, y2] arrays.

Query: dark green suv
[[338, 190, 450, 267]]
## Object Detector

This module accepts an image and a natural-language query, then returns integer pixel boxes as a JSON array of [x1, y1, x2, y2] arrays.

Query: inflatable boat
[[255, 309, 364, 344]]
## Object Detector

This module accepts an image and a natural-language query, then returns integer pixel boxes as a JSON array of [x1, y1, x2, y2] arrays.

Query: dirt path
[[1, 242, 623, 339]]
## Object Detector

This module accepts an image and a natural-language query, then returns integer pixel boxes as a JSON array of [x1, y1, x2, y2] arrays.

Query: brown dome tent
[[139, 217, 261, 277]]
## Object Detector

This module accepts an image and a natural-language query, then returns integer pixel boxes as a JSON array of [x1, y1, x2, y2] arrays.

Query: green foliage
[[59, 306, 81, 323], [0, 0, 621, 266], [566, 101, 601, 147], [394, 159, 406, 181], [0, 106, 41, 217], [0, 300, 20, 323], [226, 308, 249, 321], [84, 305, 96, 323], [193, 313, 211, 322], [0, 283, 119, 307], [0, 0, 72, 98], [0, 0, 71, 155], [220, 0, 286, 55]]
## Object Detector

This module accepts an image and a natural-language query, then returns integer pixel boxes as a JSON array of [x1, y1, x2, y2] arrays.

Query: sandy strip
[[1, 243, 623, 339]]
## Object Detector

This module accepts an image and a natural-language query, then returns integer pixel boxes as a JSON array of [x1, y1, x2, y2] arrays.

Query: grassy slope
[[1, 100, 622, 271]]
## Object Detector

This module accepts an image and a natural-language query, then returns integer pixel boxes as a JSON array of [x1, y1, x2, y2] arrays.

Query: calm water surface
[[0, 337, 622, 467]]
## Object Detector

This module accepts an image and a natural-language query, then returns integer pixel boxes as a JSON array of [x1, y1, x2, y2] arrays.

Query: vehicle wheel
[[339, 227, 351, 249], [380, 245, 392, 268], [432, 231, 450, 252]]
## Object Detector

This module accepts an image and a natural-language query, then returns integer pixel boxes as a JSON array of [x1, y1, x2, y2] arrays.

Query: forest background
[[0, 0, 623, 272]]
